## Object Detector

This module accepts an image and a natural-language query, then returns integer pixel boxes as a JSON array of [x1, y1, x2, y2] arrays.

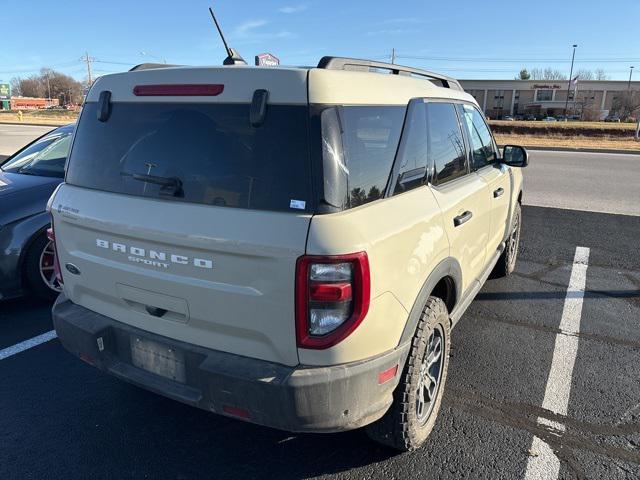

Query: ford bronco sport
[[50, 57, 527, 451]]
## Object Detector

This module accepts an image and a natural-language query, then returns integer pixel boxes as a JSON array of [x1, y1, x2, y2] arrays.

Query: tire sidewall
[[404, 300, 451, 447], [24, 232, 59, 301], [505, 203, 522, 274]]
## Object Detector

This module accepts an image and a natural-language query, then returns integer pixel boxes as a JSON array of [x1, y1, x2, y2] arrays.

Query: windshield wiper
[[128, 173, 184, 197]]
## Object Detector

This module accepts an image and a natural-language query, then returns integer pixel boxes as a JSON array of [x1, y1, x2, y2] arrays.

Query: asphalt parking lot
[[1, 130, 639, 479]]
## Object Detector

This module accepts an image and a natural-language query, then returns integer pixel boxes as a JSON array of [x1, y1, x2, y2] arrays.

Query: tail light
[[295, 252, 370, 349], [46, 221, 63, 285]]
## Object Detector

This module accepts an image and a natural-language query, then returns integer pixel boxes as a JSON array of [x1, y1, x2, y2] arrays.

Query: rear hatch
[[51, 67, 312, 366]]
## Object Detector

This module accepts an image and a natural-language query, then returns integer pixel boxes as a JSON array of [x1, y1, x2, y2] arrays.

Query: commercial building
[[459, 79, 640, 119], [9, 97, 59, 110], [0, 82, 61, 110]]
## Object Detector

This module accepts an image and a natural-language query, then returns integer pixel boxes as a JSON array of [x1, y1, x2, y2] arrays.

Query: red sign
[[255, 53, 280, 67]]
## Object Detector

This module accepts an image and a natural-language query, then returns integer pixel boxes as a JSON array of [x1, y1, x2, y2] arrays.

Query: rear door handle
[[493, 187, 505, 198], [453, 211, 473, 227]]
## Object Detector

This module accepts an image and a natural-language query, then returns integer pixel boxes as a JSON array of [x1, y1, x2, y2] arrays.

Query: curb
[[499, 145, 640, 156]]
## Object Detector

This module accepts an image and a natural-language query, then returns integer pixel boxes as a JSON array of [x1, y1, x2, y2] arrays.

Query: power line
[[94, 59, 137, 66], [0, 60, 82, 75], [396, 55, 640, 63]]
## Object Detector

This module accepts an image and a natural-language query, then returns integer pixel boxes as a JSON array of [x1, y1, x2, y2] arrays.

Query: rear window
[[66, 102, 311, 213]]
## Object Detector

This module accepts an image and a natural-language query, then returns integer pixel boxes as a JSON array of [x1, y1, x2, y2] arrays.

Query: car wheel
[[492, 202, 521, 278], [24, 232, 62, 301], [365, 296, 451, 451]]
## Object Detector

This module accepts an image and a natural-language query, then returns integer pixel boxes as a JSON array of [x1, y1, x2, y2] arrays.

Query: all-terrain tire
[[365, 296, 451, 451], [492, 202, 522, 278]]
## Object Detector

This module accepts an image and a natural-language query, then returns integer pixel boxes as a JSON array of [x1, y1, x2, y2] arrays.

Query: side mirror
[[502, 145, 528, 167]]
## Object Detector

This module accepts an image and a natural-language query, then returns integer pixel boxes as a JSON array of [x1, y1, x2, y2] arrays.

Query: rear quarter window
[[316, 105, 405, 209]]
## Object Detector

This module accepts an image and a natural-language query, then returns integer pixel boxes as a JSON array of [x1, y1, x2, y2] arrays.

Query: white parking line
[[0, 330, 58, 361], [524, 246, 590, 480]]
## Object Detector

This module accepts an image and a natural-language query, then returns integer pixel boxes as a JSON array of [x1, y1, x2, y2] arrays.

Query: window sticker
[[290, 199, 306, 210]]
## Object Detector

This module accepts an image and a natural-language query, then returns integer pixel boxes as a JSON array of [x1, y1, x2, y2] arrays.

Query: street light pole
[[563, 44, 577, 118], [629, 66, 634, 91]]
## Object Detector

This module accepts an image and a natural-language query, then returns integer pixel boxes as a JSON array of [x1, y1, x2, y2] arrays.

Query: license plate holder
[[130, 336, 186, 383]]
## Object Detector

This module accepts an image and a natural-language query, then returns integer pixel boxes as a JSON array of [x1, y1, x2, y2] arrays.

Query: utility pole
[[391, 48, 396, 64], [563, 44, 577, 118], [81, 52, 95, 85], [629, 66, 634, 91], [45, 73, 51, 101]]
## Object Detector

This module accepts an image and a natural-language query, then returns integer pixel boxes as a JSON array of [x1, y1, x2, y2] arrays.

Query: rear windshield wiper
[[127, 173, 184, 197]]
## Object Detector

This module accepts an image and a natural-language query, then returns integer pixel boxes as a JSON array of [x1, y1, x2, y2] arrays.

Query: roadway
[[1, 125, 639, 479], [525, 150, 640, 216], [0, 124, 54, 156]]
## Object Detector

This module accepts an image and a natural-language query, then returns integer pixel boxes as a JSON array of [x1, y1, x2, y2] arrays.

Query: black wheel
[[492, 203, 521, 278], [365, 296, 451, 451], [23, 232, 62, 301]]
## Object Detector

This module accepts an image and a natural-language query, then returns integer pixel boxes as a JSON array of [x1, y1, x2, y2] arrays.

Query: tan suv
[[49, 57, 526, 451]]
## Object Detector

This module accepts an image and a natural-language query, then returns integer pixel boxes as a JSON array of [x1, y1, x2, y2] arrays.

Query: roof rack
[[317, 56, 463, 91], [129, 63, 182, 72]]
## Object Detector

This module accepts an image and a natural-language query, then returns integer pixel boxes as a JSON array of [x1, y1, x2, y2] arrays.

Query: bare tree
[[575, 69, 594, 80], [9, 68, 83, 104], [40, 68, 84, 105], [573, 90, 599, 120], [530, 67, 567, 80], [612, 91, 640, 120], [9, 77, 22, 96], [527, 67, 610, 82], [574, 68, 611, 81], [594, 68, 609, 80], [16, 75, 45, 98]]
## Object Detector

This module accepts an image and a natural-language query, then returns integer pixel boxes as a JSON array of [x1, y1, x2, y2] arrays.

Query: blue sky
[[1, 0, 639, 83]]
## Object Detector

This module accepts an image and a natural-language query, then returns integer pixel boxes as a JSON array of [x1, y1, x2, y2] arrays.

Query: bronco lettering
[[96, 239, 213, 269]]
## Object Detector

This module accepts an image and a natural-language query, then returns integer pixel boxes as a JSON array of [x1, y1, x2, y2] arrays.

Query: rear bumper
[[52, 295, 409, 433]]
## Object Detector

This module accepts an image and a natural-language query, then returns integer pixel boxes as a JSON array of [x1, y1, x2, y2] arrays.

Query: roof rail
[[129, 63, 182, 72], [317, 56, 463, 91]]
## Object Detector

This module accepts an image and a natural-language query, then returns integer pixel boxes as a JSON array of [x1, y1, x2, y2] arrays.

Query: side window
[[462, 104, 496, 169], [1, 136, 58, 171], [393, 99, 428, 195], [426, 103, 467, 185]]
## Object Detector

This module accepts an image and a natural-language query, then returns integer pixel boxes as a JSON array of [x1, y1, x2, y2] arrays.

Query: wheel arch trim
[[398, 257, 462, 345]]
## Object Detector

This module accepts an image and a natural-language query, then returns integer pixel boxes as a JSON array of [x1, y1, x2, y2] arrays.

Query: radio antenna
[[208, 6, 247, 65]]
